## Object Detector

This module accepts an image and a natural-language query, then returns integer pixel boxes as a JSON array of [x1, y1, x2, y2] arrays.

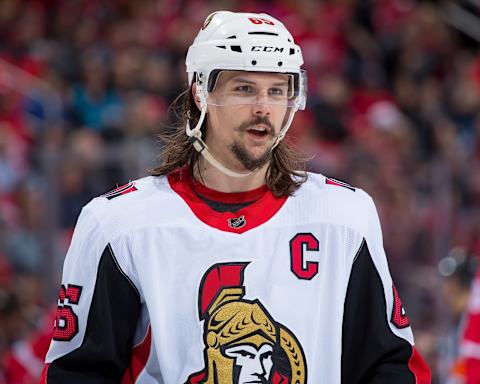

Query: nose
[[253, 94, 271, 116], [250, 356, 266, 376]]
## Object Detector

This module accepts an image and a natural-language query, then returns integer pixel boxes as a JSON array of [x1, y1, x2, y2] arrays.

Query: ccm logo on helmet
[[251, 46, 284, 52]]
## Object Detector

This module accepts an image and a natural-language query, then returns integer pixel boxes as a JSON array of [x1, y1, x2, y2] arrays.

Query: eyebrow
[[230, 77, 289, 87]]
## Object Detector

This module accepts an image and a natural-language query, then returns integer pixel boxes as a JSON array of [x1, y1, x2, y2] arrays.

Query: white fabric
[[45, 173, 415, 383]]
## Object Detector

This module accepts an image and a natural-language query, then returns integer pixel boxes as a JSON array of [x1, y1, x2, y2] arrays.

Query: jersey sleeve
[[41, 205, 142, 383], [341, 195, 431, 384]]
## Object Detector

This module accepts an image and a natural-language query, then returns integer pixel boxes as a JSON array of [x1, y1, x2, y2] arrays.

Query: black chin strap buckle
[[189, 136, 207, 153]]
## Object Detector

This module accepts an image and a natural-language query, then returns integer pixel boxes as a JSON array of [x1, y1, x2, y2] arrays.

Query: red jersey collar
[[167, 167, 287, 234]]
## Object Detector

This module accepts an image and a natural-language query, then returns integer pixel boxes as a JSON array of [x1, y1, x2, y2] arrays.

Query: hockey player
[[41, 11, 431, 383]]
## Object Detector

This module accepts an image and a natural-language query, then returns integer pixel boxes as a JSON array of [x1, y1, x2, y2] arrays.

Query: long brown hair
[[150, 86, 308, 197]]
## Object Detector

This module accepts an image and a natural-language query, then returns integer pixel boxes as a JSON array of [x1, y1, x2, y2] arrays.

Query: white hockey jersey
[[42, 168, 431, 383]]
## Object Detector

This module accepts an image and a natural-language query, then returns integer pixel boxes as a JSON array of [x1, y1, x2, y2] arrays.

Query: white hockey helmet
[[185, 11, 307, 177], [186, 11, 306, 110]]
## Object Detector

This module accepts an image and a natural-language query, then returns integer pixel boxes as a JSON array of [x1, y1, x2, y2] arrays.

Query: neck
[[194, 157, 269, 192]]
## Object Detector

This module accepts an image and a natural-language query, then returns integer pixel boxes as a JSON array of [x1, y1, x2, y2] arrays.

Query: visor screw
[[278, 61, 283, 67], [251, 60, 257, 65]]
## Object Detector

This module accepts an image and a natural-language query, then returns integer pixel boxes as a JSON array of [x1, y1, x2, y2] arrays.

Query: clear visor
[[205, 70, 306, 110]]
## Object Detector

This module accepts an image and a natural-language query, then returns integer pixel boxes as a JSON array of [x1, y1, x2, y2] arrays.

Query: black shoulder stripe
[[107, 243, 140, 299], [341, 240, 415, 383], [47, 245, 141, 383]]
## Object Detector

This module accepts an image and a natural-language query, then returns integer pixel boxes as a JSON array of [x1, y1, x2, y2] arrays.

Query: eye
[[268, 87, 286, 96], [239, 350, 256, 359], [235, 85, 254, 94], [261, 351, 273, 360]]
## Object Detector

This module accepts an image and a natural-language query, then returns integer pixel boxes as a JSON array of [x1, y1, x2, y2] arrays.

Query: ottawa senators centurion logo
[[185, 262, 307, 384]]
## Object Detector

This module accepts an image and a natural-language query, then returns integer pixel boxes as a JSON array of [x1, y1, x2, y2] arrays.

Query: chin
[[231, 142, 272, 171]]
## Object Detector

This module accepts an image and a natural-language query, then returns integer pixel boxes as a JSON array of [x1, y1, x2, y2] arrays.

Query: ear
[[191, 83, 202, 111]]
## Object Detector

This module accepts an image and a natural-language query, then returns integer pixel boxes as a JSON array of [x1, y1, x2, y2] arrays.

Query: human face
[[203, 71, 291, 172], [224, 344, 274, 384]]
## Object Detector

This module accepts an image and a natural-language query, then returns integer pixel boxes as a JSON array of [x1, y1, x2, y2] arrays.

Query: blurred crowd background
[[0, 0, 479, 382]]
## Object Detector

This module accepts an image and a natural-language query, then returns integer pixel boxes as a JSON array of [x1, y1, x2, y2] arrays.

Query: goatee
[[231, 142, 272, 171], [231, 116, 275, 171]]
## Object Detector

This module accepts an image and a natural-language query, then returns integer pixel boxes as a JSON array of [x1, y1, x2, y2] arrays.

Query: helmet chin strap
[[185, 98, 298, 178], [186, 105, 251, 178], [271, 106, 297, 149]]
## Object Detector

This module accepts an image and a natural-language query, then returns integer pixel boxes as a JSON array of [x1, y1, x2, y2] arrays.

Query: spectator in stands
[[437, 248, 477, 383]]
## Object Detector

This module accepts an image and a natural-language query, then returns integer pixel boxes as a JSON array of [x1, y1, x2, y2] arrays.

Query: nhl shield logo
[[227, 215, 246, 229]]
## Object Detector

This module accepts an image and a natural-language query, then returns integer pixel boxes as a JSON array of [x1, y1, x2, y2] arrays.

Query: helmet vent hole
[[278, 61, 283, 67], [231, 45, 242, 53], [216, 45, 226, 49], [252, 60, 257, 65], [227, 35, 237, 39], [289, 48, 295, 55]]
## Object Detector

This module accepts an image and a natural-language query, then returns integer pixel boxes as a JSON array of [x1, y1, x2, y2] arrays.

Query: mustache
[[236, 117, 275, 137]]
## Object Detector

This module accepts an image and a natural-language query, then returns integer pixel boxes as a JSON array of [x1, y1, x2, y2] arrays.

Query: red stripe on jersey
[[40, 363, 50, 383], [103, 182, 138, 200], [325, 178, 355, 191], [326, 179, 344, 187], [120, 185, 138, 196], [168, 167, 287, 234], [121, 327, 152, 384], [104, 183, 132, 196], [408, 347, 431, 383]]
